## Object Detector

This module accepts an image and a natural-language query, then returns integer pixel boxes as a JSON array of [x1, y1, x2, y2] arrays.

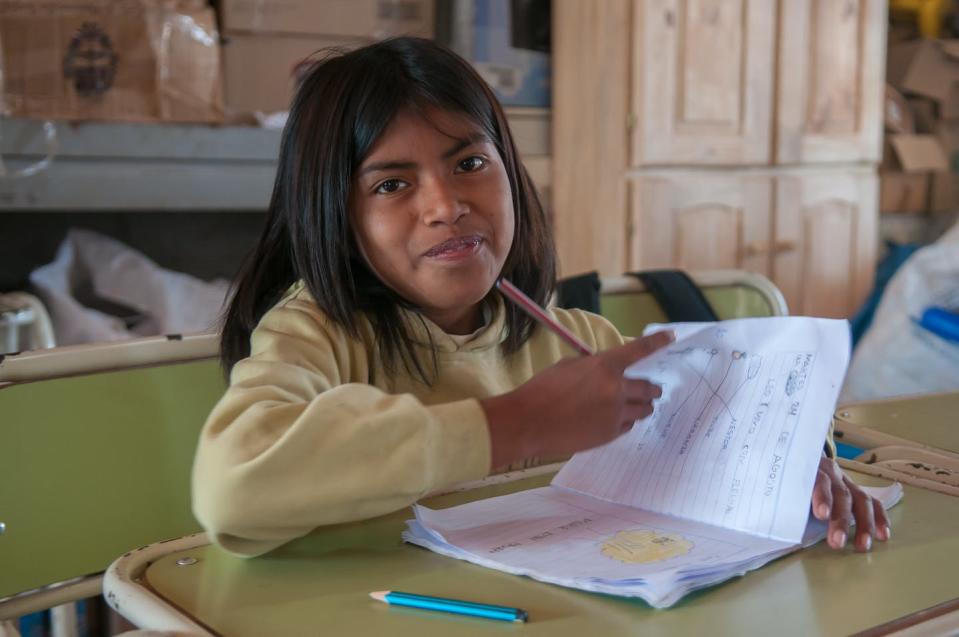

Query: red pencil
[[495, 278, 594, 356]]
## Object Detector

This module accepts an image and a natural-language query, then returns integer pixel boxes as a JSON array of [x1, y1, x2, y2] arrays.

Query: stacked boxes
[[883, 38, 959, 214], [220, 0, 434, 115]]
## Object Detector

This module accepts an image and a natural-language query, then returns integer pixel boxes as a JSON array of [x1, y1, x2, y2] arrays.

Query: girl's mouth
[[424, 235, 483, 259]]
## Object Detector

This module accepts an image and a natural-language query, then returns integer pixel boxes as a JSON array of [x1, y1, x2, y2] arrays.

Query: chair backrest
[[599, 269, 788, 336], [0, 334, 224, 600]]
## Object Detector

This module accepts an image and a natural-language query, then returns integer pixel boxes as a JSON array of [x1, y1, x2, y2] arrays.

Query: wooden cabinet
[[631, 0, 775, 166], [773, 168, 879, 317], [776, 0, 886, 164], [553, 0, 886, 317], [628, 172, 772, 274]]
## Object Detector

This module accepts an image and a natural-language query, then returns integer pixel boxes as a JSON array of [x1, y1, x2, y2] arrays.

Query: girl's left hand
[[811, 454, 891, 551]]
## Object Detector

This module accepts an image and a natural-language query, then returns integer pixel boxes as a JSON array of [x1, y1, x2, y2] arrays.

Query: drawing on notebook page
[[600, 529, 694, 564], [652, 346, 761, 453]]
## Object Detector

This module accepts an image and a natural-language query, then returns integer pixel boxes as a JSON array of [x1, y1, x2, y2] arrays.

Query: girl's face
[[350, 107, 515, 334]]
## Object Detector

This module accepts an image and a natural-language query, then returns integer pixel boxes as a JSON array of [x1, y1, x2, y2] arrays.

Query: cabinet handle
[[740, 240, 797, 258], [772, 240, 797, 255], [741, 242, 769, 257]]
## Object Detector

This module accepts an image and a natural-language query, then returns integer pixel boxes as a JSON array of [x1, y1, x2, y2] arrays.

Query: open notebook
[[404, 317, 903, 609]]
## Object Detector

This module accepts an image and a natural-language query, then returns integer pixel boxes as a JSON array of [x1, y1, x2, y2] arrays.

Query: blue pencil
[[369, 590, 529, 623]]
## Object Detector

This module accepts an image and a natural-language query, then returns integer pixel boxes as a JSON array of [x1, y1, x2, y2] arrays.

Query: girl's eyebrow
[[440, 132, 489, 159], [359, 133, 490, 177]]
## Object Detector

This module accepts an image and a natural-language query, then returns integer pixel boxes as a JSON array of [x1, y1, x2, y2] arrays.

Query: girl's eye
[[456, 156, 486, 173], [374, 179, 407, 195]]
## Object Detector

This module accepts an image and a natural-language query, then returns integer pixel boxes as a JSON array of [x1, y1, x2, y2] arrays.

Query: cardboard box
[[880, 172, 930, 213], [222, 32, 367, 114], [883, 134, 950, 172], [887, 39, 959, 103], [931, 172, 959, 212], [887, 39, 959, 119], [935, 120, 959, 170], [221, 0, 434, 39], [885, 84, 915, 134], [907, 96, 937, 133], [0, 0, 223, 123], [220, 0, 434, 115]]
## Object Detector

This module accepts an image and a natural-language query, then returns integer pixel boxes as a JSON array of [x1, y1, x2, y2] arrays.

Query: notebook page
[[412, 486, 792, 582], [405, 483, 901, 608], [552, 317, 850, 543]]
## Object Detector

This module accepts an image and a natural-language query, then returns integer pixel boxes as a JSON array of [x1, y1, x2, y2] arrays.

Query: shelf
[[0, 118, 280, 211], [0, 108, 550, 211]]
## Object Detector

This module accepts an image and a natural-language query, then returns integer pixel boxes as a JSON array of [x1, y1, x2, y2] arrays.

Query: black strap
[[627, 270, 719, 322], [555, 271, 601, 314], [556, 269, 718, 322]]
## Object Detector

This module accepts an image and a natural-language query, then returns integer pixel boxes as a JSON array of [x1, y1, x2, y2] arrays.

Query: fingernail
[[653, 385, 663, 398], [816, 504, 829, 519], [831, 530, 846, 548], [862, 535, 872, 551], [881, 526, 891, 541], [666, 330, 677, 343]]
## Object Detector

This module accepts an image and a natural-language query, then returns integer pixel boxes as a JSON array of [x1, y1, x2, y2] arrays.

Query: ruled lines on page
[[552, 317, 851, 543]]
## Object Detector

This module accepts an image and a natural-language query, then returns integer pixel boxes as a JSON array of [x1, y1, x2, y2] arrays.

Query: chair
[[598, 269, 788, 337], [0, 333, 224, 634], [0, 292, 56, 354]]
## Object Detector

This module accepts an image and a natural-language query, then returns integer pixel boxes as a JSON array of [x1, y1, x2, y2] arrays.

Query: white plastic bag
[[841, 221, 959, 402], [30, 229, 231, 345]]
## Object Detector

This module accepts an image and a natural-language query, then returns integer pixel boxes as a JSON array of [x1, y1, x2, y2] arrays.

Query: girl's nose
[[420, 176, 468, 226]]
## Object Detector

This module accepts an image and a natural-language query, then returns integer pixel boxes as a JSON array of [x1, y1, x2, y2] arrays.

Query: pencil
[[369, 590, 529, 623], [495, 278, 594, 356]]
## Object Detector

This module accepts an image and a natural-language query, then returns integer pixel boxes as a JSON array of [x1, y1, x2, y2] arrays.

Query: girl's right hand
[[481, 330, 675, 470]]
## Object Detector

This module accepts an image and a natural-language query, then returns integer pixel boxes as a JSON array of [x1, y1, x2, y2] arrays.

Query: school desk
[[834, 390, 959, 455], [104, 462, 959, 637], [833, 391, 959, 497]]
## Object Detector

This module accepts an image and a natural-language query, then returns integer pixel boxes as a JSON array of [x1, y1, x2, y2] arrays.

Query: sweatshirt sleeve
[[191, 297, 492, 557]]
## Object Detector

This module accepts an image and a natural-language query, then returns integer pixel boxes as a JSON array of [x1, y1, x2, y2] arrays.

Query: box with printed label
[[0, 0, 223, 123]]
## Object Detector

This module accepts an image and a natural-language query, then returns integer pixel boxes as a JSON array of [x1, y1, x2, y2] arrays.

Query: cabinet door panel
[[633, 0, 775, 165], [776, 0, 885, 163], [629, 173, 772, 275], [773, 169, 878, 317]]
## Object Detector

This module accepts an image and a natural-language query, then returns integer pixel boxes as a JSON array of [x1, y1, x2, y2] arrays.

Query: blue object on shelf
[[917, 306, 959, 344]]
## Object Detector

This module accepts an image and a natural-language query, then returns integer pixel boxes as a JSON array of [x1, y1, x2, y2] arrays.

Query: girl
[[192, 37, 888, 558]]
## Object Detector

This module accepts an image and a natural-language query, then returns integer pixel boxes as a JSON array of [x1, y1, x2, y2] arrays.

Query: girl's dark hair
[[220, 37, 556, 382]]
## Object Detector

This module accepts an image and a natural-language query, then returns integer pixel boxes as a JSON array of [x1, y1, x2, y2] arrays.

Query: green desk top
[[144, 471, 959, 637], [836, 390, 959, 454]]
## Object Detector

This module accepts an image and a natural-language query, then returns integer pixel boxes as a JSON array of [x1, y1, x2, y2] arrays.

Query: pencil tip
[[369, 591, 389, 602]]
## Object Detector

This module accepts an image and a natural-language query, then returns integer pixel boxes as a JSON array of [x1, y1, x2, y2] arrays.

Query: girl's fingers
[[625, 379, 663, 402], [623, 402, 654, 424], [874, 497, 892, 541], [811, 468, 833, 520], [605, 331, 675, 370], [847, 482, 876, 552], [828, 477, 853, 549]]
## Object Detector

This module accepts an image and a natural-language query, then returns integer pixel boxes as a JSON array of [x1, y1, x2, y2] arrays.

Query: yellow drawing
[[601, 529, 693, 564]]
